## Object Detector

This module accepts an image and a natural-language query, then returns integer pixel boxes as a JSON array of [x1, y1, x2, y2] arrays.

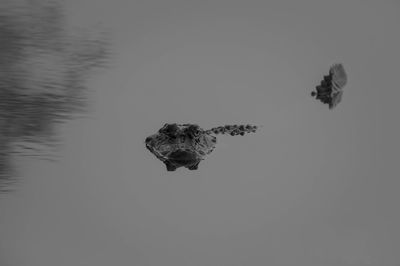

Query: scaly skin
[[205, 124, 260, 136], [311, 63, 347, 109], [145, 123, 261, 171]]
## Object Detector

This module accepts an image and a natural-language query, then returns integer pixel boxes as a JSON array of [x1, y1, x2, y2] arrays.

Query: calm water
[[1, 1, 400, 266], [0, 1, 109, 192]]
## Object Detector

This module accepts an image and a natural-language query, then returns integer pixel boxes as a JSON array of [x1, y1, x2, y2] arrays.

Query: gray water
[[1, 1, 400, 266], [0, 1, 108, 192]]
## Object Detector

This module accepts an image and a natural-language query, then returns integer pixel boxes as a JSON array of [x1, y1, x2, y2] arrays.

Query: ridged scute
[[145, 123, 217, 171], [311, 63, 347, 109], [145, 123, 260, 171], [205, 124, 260, 136]]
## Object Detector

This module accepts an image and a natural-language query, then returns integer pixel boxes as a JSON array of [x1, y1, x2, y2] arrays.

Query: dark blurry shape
[[310, 63, 348, 109], [0, 142, 16, 193], [145, 123, 261, 171], [0, 1, 109, 192]]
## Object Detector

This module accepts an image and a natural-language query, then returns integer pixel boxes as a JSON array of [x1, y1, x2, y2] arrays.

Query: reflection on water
[[0, 1, 109, 192]]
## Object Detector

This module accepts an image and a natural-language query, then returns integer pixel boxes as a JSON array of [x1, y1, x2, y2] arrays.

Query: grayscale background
[[1, 0, 399, 266]]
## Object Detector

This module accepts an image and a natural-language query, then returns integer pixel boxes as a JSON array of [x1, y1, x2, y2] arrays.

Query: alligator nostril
[[145, 137, 152, 143]]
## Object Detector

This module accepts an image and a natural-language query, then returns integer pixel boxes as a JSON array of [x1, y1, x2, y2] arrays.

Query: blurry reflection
[[0, 1, 109, 192]]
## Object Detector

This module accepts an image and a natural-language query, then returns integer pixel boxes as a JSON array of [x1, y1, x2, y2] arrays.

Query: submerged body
[[145, 123, 259, 171]]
